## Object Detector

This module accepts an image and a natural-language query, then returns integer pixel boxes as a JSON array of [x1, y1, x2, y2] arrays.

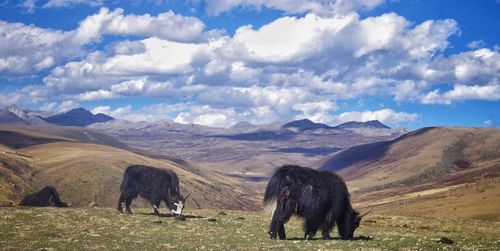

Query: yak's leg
[[125, 197, 133, 214], [117, 193, 126, 213], [269, 206, 291, 240], [304, 218, 321, 240], [152, 200, 161, 216], [269, 210, 282, 239], [321, 223, 332, 240], [321, 222, 333, 240], [321, 211, 336, 240]]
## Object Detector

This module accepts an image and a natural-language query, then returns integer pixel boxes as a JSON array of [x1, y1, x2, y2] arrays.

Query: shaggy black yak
[[20, 186, 70, 207], [264, 165, 369, 240], [117, 165, 190, 215]]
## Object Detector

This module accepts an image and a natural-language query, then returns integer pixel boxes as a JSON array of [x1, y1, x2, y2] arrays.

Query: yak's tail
[[120, 166, 136, 192], [263, 166, 290, 217]]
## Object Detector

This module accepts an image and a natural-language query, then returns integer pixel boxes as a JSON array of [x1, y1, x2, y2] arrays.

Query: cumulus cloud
[[72, 7, 217, 44], [42, 0, 104, 8], [467, 40, 485, 49], [421, 85, 500, 104], [202, 0, 384, 16], [329, 108, 418, 125], [0, 20, 78, 75], [40, 100, 80, 113], [0, 8, 217, 75]]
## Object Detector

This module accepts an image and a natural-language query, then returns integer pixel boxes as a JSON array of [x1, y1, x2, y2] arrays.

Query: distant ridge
[[230, 121, 255, 129], [0, 105, 47, 125], [334, 120, 390, 129], [44, 108, 114, 126], [281, 119, 333, 132]]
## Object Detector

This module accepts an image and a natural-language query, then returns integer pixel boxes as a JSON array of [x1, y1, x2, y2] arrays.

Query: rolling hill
[[0, 125, 260, 210], [314, 127, 500, 221]]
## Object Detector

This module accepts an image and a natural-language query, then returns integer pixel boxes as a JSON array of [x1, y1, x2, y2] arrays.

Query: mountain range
[[1, 105, 407, 176], [88, 118, 407, 177], [0, 105, 498, 220], [0, 106, 114, 126]]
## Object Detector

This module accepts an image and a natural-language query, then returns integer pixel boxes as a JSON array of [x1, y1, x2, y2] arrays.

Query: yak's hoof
[[278, 234, 286, 240], [322, 235, 330, 240], [305, 234, 313, 240], [269, 231, 277, 239]]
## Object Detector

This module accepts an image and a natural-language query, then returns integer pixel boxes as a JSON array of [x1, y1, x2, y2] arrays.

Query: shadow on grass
[[285, 236, 373, 241], [138, 212, 205, 219]]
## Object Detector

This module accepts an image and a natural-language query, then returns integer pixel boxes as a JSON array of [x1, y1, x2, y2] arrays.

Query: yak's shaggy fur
[[20, 186, 69, 207], [117, 165, 186, 215], [264, 165, 361, 240]]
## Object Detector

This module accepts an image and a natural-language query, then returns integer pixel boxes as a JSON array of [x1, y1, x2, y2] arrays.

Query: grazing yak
[[118, 165, 190, 215], [20, 186, 70, 207], [264, 165, 369, 240]]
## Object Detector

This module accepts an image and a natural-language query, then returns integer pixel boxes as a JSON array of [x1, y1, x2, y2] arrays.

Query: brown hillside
[[0, 125, 260, 210], [314, 127, 500, 221], [0, 144, 37, 204]]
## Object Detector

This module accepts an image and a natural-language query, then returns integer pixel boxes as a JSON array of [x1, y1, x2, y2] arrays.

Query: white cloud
[[0, 7, 216, 76], [293, 101, 338, 123], [43, 0, 104, 8], [467, 40, 485, 49], [203, 0, 384, 16], [421, 85, 500, 104], [329, 108, 418, 125], [72, 8, 216, 44], [0, 20, 78, 75], [229, 13, 355, 62], [40, 100, 79, 113]]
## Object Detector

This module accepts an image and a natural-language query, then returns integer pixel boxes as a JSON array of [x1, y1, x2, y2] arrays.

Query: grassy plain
[[1, 207, 499, 250]]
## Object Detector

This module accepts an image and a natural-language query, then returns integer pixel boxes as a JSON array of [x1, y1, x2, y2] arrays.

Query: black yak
[[117, 165, 190, 215], [264, 165, 368, 240], [20, 186, 70, 207]]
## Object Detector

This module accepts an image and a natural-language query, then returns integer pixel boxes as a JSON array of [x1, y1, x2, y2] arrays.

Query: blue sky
[[0, 0, 499, 129]]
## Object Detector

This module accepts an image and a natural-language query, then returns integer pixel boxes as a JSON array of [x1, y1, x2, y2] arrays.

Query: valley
[[0, 106, 499, 223]]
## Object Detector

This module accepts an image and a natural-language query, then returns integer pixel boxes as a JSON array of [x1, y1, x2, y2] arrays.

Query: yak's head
[[171, 192, 191, 215], [340, 209, 371, 240]]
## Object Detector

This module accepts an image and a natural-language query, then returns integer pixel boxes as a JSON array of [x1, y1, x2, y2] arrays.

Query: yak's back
[[20, 186, 63, 207], [272, 165, 344, 186], [264, 165, 347, 204], [121, 165, 179, 189]]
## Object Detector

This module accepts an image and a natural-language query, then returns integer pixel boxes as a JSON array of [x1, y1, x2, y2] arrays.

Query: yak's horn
[[360, 208, 373, 218], [184, 192, 192, 200], [68, 202, 73, 207]]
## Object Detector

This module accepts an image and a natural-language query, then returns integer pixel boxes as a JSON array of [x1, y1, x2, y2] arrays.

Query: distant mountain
[[334, 120, 390, 129], [89, 118, 406, 176], [0, 105, 48, 125], [282, 119, 333, 132], [44, 108, 114, 126], [230, 121, 256, 130], [0, 110, 28, 125]]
